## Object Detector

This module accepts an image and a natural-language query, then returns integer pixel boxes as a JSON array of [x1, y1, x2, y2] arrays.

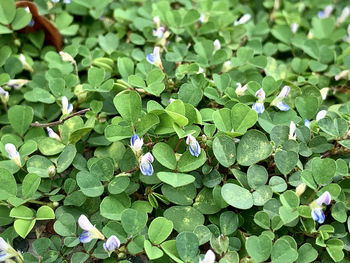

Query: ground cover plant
[[0, 0, 349, 262]]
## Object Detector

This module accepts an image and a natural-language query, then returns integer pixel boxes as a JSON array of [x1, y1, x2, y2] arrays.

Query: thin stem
[[30, 108, 90, 127], [174, 138, 183, 153]]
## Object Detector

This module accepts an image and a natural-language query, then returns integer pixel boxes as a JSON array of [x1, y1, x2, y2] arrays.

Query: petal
[[67, 103, 73, 114], [200, 249, 215, 263], [0, 238, 10, 251], [143, 152, 154, 163], [79, 231, 93, 243], [316, 191, 331, 206], [276, 101, 290, 111], [5, 143, 17, 159], [318, 11, 325, 18], [146, 54, 155, 64], [304, 119, 311, 128], [213, 39, 221, 51], [104, 235, 120, 252], [186, 135, 194, 145], [255, 88, 265, 100], [140, 161, 154, 176], [311, 208, 325, 224], [278, 86, 290, 98], [130, 134, 140, 146], [189, 141, 201, 157], [252, 102, 264, 114], [316, 110, 327, 121], [61, 96, 68, 112], [78, 215, 94, 231]]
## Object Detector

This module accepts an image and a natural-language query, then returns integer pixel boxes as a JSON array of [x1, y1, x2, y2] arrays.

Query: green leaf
[[0, 0, 16, 24], [90, 158, 114, 181], [113, 90, 141, 125], [164, 206, 204, 232], [274, 150, 298, 175], [326, 239, 344, 262], [177, 150, 206, 172], [98, 32, 119, 55], [312, 158, 336, 184], [53, 213, 76, 236], [221, 183, 253, 209], [11, 8, 32, 30], [0, 168, 17, 200], [36, 206, 55, 220], [57, 144, 76, 173], [108, 176, 130, 195], [37, 138, 65, 156], [237, 130, 272, 166], [121, 209, 148, 235], [246, 235, 272, 262], [22, 173, 40, 199], [213, 135, 236, 167], [176, 232, 199, 262], [271, 239, 298, 263], [157, 172, 195, 188], [14, 219, 36, 239], [88, 67, 105, 87], [247, 164, 268, 190], [152, 143, 176, 170], [296, 243, 318, 263], [144, 240, 164, 260], [295, 96, 319, 120], [220, 211, 238, 235], [231, 103, 258, 134], [148, 217, 173, 245], [8, 105, 34, 136], [76, 171, 104, 197], [100, 196, 128, 221]]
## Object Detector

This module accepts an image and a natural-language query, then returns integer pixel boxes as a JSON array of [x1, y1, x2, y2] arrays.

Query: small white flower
[[235, 83, 247, 96], [234, 14, 251, 25], [59, 51, 75, 63], [103, 235, 120, 256], [222, 60, 232, 72], [255, 88, 266, 100], [78, 215, 105, 243], [153, 27, 165, 38], [197, 67, 205, 74], [24, 7, 30, 13], [337, 6, 349, 24], [140, 152, 154, 176], [318, 5, 333, 19], [153, 16, 160, 27], [186, 135, 201, 157], [252, 88, 266, 114], [0, 87, 9, 102], [213, 39, 221, 52], [291, 22, 299, 34], [289, 121, 296, 140], [19, 54, 33, 72], [335, 69, 349, 80], [130, 134, 143, 152], [199, 13, 208, 23], [320, 88, 329, 100], [46, 127, 61, 141], [0, 237, 21, 261], [200, 249, 215, 263], [169, 98, 176, 103], [296, 183, 306, 196], [61, 96, 73, 115], [146, 47, 163, 69], [5, 143, 21, 167], [7, 79, 29, 89], [316, 110, 327, 121], [304, 119, 311, 128]]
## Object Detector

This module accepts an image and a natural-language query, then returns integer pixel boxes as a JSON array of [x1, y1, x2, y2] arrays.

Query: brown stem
[[174, 138, 183, 153], [125, 166, 139, 174], [30, 108, 90, 127]]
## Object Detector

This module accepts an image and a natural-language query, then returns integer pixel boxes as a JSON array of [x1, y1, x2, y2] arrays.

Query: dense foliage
[[0, 0, 350, 262]]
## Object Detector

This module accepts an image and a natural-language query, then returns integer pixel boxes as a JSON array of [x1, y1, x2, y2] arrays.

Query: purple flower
[[61, 96, 73, 115], [186, 135, 201, 157], [46, 127, 61, 141], [311, 208, 325, 224], [153, 27, 165, 38], [271, 86, 290, 111], [130, 134, 143, 152], [5, 143, 21, 167], [78, 215, 104, 243], [252, 102, 265, 114], [140, 152, 154, 176], [103, 235, 120, 256], [316, 191, 331, 206], [304, 119, 311, 128], [146, 47, 162, 69]]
